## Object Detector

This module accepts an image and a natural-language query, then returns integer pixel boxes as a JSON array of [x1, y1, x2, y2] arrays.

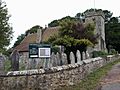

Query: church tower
[[85, 10, 107, 51]]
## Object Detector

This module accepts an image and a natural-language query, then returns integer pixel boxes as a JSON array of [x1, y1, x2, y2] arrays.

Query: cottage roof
[[14, 26, 60, 52], [14, 33, 37, 52], [42, 26, 60, 42]]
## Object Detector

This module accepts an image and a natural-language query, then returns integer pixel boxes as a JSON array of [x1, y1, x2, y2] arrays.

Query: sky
[[3, 0, 120, 47]]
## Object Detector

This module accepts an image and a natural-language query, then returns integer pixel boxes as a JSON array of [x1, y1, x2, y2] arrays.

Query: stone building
[[85, 10, 107, 51], [12, 10, 107, 69]]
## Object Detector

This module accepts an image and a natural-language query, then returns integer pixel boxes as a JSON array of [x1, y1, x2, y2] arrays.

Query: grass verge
[[61, 59, 120, 90]]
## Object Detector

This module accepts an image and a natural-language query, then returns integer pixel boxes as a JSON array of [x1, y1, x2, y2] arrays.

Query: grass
[[60, 59, 120, 90]]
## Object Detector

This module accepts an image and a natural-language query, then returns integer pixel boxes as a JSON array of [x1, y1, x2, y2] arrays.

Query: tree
[[48, 16, 76, 27], [105, 17, 120, 53], [13, 34, 25, 48], [25, 25, 42, 36], [48, 20, 59, 27], [47, 18, 96, 61], [0, 1, 13, 53]]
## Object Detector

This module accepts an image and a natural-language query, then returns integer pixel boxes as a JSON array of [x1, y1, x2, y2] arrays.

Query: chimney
[[36, 28, 42, 43]]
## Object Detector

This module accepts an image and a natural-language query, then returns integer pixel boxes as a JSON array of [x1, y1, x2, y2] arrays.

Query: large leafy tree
[[105, 17, 120, 53], [48, 16, 76, 27], [47, 18, 96, 61], [0, 1, 13, 53]]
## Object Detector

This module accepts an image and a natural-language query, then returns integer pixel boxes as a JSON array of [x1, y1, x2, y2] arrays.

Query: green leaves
[[75, 39, 94, 47], [0, 1, 13, 52], [105, 20, 120, 53]]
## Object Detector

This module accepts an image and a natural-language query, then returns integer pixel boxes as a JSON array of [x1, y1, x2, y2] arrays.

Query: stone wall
[[0, 55, 120, 90]]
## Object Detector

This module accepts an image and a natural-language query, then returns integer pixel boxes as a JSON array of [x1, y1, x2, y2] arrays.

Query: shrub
[[92, 51, 108, 58], [109, 49, 118, 55]]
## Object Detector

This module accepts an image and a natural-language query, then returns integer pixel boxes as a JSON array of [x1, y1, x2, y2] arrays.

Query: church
[[13, 10, 107, 69]]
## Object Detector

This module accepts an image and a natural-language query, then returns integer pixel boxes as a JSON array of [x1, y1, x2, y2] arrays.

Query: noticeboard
[[29, 43, 39, 58], [29, 43, 51, 58]]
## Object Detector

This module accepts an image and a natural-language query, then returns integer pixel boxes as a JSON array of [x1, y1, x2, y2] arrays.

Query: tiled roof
[[14, 26, 60, 52], [14, 33, 37, 52], [42, 26, 60, 42]]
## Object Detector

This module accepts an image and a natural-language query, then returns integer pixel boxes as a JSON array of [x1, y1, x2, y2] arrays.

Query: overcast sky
[[3, 0, 120, 47]]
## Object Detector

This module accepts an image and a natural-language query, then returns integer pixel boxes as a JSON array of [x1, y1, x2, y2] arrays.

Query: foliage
[[48, 20, 59, 27], [105, 17, 120, 53], [48, 19, 95, 49], [92, 51, 108, 58], [109, 49, 118, 55], [25, 25, 42, 36], [51, 46, 60, 54], [60, 58, 120, 90], [0, 1, 13, 53], [47, 17, 96, 61], [48, 16, 76, 27], [13, 34, 25, 48]]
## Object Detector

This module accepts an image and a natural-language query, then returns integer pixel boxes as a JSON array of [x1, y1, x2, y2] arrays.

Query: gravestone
[[56, 52, 61, 66], [82, 52, 86, 60], [61, 52, 68, 65], [51, 52, 57, 67], [70, 52, 75, 64], [19, 55, 25, 70], [11, 50, 19, 71], [0, 53, 5, 75], [43, 58, 50, 69], [76, 50, 83, 65], [37, 58, 44, 69], [86, 51, 90, 59], [29, 58, 36, 69]]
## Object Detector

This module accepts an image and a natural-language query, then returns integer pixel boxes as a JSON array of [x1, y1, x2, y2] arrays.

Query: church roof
[[14, 33, 37, 52], [42, 26, 60, 42], [14, 26, 60, 52]]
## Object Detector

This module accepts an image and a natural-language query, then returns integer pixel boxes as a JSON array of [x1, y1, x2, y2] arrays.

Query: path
[[99, 62, 120, 90]]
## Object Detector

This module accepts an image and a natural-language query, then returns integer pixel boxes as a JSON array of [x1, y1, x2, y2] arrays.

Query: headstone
[[70, 52, 75, 64], [0, 53, 5, 75], [61, 52, 68, 65], [51, 52, 57, 67], [30, 58, 36, 69], [19, 55, 25, 70], [11, 50, 19, 71], [56, 52, 61, 66], [82, 52, 86, 60], [76, 50, 83, 65], [86, 51, 90, 59], [36, 58, 44, 69], [43, 58, 50, 69], [76, 50, 81, 63]]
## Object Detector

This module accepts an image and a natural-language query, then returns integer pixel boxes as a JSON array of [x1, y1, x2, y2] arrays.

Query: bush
[[92, 51, 108, 58], [51, 46, 60, 54], [109, 49, 118, 55]]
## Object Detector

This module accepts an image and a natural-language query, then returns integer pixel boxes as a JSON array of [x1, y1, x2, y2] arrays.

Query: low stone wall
[[0, 55, 120, 90]]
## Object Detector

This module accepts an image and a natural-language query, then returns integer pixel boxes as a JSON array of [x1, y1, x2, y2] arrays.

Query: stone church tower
[[85, 10, 107, 51]]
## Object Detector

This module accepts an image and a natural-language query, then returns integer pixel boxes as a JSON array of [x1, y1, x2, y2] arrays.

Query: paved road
[[99, 62, 120, 90]]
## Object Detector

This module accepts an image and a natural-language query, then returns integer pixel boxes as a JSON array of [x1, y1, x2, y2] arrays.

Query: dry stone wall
[[0, 55, 120, 90]]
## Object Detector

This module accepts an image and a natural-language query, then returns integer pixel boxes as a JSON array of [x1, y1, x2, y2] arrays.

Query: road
[[99, 62, 120, 90]]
